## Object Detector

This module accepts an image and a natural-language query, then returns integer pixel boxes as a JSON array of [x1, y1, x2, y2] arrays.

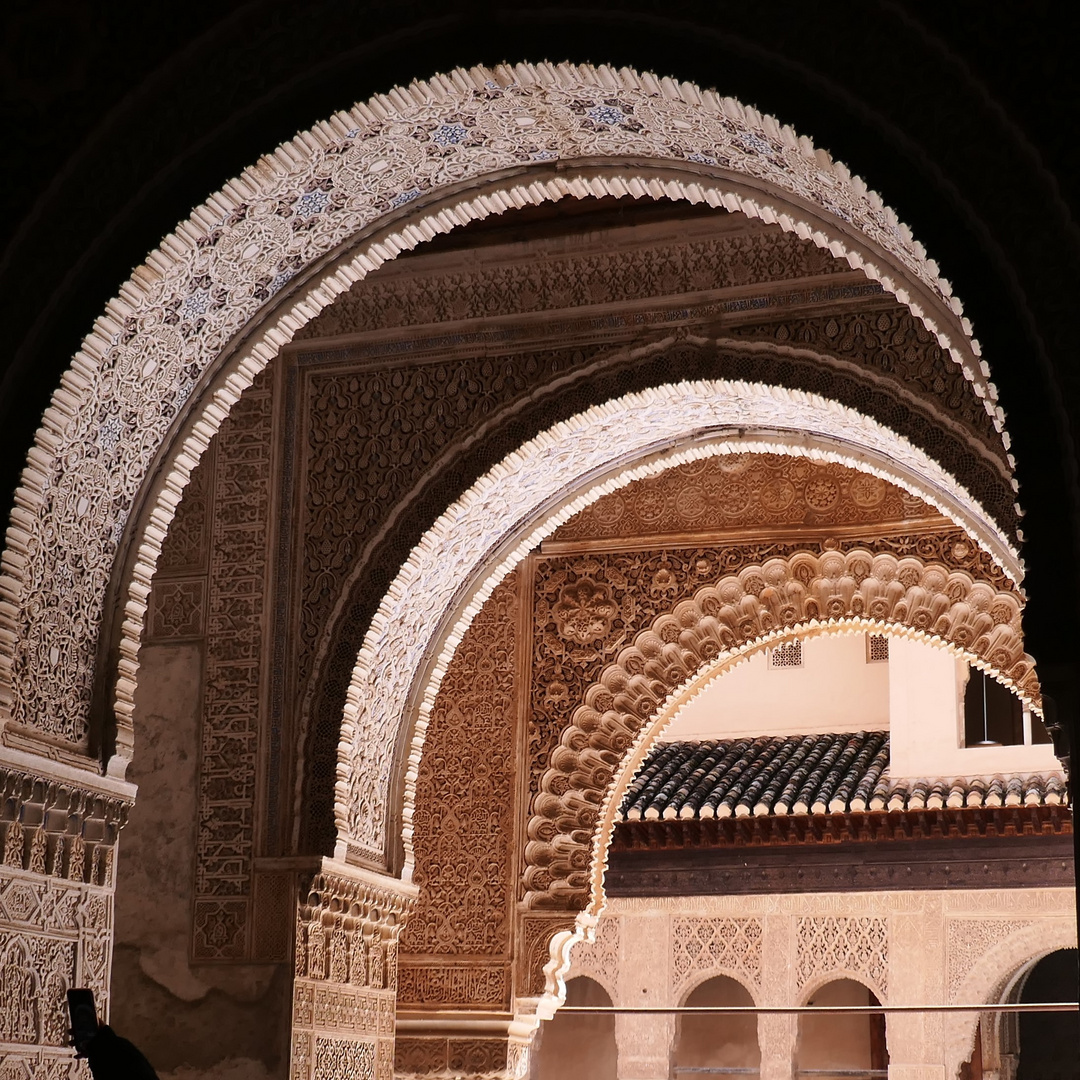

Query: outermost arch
[[0, 62, 1012, 764]]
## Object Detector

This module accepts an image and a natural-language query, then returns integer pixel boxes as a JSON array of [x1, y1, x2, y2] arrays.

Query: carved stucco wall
[[397, 574, 520, 1015], [112, 371, 294, 1080], [0, 765, 126, 1077], [0, 62, 1005, 783], [556, 888, 1076, 1080], [142, 369, 289, 965]]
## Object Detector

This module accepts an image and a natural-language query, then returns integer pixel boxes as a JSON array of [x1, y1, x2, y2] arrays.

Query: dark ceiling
[[2, 0, 1079, 704]]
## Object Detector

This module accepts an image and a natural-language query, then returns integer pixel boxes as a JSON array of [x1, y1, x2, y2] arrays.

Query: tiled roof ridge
[[620, 732, 1069, 821]]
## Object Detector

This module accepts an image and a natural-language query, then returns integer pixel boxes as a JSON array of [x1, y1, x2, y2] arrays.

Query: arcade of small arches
[[0, 63, 1073, 1080], [536, 925, 1079, 1080]]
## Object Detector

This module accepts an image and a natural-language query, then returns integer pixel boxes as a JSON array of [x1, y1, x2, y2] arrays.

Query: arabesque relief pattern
[[551, 454, 938, 543], [194, 380, 274, 960], [0, 765, 127, 1076], [727, 308, 1004, 460], [2, 62, 1000, 762], [668, 917, 763, 996], [398, 573, 518, 1010], [524, 548, 1035, 909], [291, 865, 414, 1080], [297, 220, 849, 339]]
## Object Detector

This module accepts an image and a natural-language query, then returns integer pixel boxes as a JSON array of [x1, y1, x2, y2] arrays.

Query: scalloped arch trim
[[0, 62, 1012, 756], [521, 552, 1037, 913]]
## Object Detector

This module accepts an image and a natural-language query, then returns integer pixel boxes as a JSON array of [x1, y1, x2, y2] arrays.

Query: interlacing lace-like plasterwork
[[796, 916, 888, 998], [671, 917, 763, 993], [2, 63, 1004, 759]]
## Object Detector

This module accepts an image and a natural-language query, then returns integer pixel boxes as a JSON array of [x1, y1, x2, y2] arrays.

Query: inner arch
[[335, 378, 1023, 872]]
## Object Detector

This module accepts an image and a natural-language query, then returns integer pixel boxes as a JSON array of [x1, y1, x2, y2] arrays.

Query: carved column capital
[[0, 751, 133, 1073], [291, 858, 416, 1080]]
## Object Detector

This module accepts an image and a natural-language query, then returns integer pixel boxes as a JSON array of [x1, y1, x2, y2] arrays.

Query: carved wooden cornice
[[606, 816, 1075, 898], [610, 804, 1073, 852]]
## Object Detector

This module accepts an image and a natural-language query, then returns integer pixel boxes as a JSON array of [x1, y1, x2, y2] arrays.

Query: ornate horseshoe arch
[[0, 63, 1012, 779], [942, 919, 1078, 1080], [521, 551, 1036, 916], [335, 379, 1020, 872]]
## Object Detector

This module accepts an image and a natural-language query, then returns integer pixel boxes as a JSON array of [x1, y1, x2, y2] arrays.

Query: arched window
[[1016, 948, 1079, 1080], [531, 976, 617, 1080], [674, 975, 760, 1077], [796, 979, 888, 1080]]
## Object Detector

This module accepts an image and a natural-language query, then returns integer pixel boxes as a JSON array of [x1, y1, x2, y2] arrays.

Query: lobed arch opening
[[0, 63, 1013, 776], [944, 925, 1079, 1080], [529, 616, 1039, 1017], [676, 974, 762, 1078], [679, 970, 761, 1009]]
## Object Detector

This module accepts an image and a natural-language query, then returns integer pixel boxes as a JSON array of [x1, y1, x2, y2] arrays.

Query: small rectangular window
[[866, 633, 889, 663], [768, 640, 803, 669]]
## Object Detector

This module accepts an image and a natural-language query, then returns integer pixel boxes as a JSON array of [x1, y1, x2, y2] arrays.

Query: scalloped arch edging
[[528, 615, 1043, 1019], [337, 379, 1022, 869], [0, 62, 1013, 757], [521, 552, 1037, 912]]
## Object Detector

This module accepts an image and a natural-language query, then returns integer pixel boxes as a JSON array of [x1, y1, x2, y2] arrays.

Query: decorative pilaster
[[757, 1013, 797, 1080], [615, 910, 673, 1080], [0, 755, 133, 1076], [290, 859, 416, 1080]]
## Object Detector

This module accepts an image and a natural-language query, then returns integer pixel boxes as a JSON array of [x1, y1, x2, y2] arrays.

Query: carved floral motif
[[552, 579, 618, 643]]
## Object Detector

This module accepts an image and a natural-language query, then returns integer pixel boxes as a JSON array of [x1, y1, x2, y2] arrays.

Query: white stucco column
[[758, 1013, 797, 1080], [615, 1012, 675, 1080]]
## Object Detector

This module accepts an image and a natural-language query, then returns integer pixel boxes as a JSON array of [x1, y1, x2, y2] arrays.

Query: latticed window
[[768, 639, 803, 669], [866, 633, 890, 662]]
